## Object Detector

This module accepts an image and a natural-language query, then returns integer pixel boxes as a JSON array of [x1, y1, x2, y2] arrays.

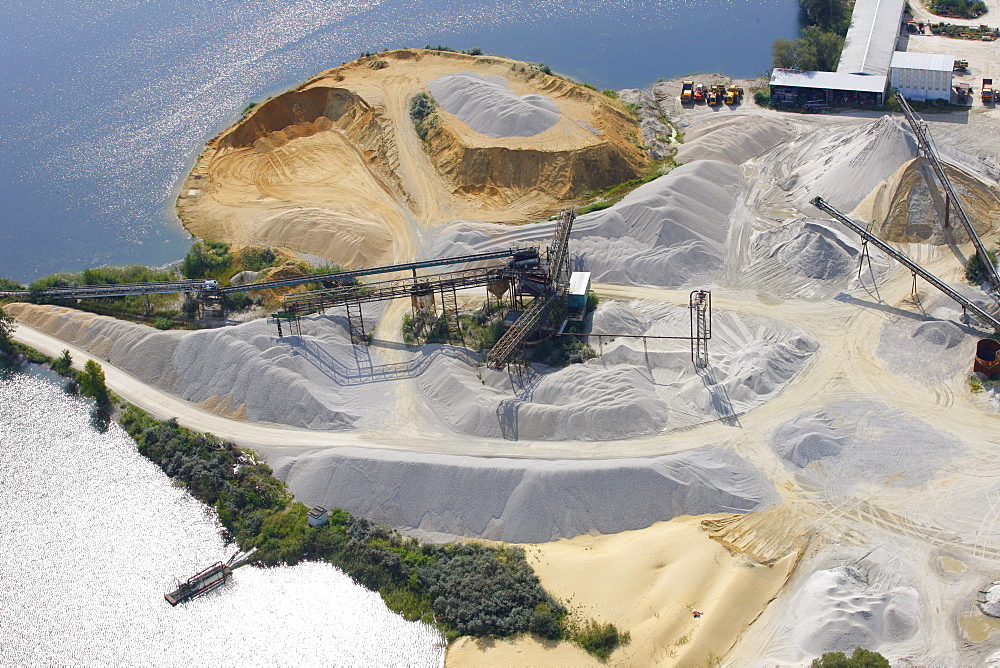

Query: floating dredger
[[164, 548, 256, 606]]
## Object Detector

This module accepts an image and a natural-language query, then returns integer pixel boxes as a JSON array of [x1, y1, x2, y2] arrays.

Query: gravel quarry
[[13, 49, 1000, 666]]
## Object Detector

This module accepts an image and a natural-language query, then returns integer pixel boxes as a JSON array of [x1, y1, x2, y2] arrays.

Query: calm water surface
[[0, 371, 445, 665], [0, 0, 798, 282]]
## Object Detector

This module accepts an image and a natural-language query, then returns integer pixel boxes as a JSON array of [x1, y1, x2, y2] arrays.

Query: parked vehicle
[[680, 80, 694, 103]]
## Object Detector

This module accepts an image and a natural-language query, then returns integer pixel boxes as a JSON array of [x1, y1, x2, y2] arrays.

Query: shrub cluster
[[410, 92, 438, 141], [181, 240, 233, 279], [929, 0, 988, 18], [966, 248, 998, 284]]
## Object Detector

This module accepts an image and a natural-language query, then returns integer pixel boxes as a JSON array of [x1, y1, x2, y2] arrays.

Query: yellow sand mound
[[877, 157, 1000, 244], [177, 50, 648, 269]]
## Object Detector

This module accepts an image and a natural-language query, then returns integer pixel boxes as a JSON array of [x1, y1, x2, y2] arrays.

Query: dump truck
[[707, 84, 722, 105], [725, 85, 744, 104], [694, 83, 706, 102], [983, 78, 994, 103], [955, 82, 973, 103], [681, 80, 694, 103]]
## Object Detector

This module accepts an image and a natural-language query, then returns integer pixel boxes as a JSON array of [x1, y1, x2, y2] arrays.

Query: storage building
[[769, 0, 919, 108], [890, 51, 954, 101]]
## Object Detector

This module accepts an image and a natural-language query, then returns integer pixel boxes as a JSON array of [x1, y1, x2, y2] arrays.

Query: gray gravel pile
[[270, 445, 778, 542], [428, 72, 560, 138], [772, 400, 959, 492]]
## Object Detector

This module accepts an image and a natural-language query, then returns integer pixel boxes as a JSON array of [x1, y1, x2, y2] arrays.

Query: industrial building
[[890, 51, 954, 101], [769, 0, 954, 108]]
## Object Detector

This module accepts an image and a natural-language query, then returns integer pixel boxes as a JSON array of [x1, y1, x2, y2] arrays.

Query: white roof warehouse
[[770, 0, 952, 108]]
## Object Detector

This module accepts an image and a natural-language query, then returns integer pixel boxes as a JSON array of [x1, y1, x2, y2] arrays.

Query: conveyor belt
[[812, 196, 1000, 330], [895, 91, 1000, 290]]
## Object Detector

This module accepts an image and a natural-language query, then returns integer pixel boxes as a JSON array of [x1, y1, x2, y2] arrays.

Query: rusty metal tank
[[975, 339, 1000, 377]]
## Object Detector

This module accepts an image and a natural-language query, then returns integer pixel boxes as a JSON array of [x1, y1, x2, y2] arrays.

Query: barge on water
[[165, 561, 232, 606], [164, 547, 255, 606]]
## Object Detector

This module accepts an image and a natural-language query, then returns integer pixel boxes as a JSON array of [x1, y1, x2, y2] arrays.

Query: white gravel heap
[[573, 160, 741, 287], [676, 116, 794, 166], [428, 72, 560, 138], [425, 160, 741, 289], [269, 444, 778, 543], [16, 306, 397, 431], [788, 566, 919, 657], [419, 300, 817, 439], [876, 287, 988, 383], [772, 401, 958, 491], [788, 115, 917, 214]]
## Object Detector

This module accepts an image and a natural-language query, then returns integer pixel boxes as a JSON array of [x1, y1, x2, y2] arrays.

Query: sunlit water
[[0, 371, 445, 666], [0, 0, 799, 281]]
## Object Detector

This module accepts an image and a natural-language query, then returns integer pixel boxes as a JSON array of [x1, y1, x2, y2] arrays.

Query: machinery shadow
[[697, 364, 741, 427], [496, 366, 545, 441], [287, 337, 478, 386]]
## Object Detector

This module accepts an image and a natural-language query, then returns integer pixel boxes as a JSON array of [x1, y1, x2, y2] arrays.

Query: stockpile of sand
[[269, 445, 777, 543], [6, 304, 396, 430], [787, 566, 920, 657], [676, 115, 795, 166], [876, 288, 986, 383], [417, 300, 817, 439], [879, 157, 999, 244], [424, 159, 741, 289], [428, 72, 560, 138], [573, 160, 741, 287], [772, 400, 958, 493], [775, 116, 917, 214], [758, 219, 868, 280]]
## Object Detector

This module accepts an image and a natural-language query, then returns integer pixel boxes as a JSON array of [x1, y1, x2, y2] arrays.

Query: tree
[[0, 306, 15, 352], [800, 0, 849, 33], [771, 27, 844, 71], [773, 38, 800, 69], [80, 359, 111, 407], [52, 349, 73, 375], [812, 647, 891, 668]]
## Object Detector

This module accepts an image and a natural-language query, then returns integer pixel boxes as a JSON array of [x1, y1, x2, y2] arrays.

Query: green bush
[[570, 619, 630, 660], [181, 240, 232, 279], [811, 647, 890, 667], [929, 0, 988, 18], [0, 306, 15, 352], [51, 349, 73, 375], [418, 544, 566, 638], [0, 277, 24, 291], [410, 93, 437, 141], [966, 249, 998, 284]]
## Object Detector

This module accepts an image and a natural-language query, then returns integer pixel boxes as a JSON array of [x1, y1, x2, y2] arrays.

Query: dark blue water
[[0, 0, 798, 283]]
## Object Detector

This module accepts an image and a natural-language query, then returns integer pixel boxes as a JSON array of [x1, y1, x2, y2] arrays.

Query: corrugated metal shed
[[770, 69, 888, 93], [568, 271, 591, 296], [837, 0, 906, 76], [890, 51, 954, 72]]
